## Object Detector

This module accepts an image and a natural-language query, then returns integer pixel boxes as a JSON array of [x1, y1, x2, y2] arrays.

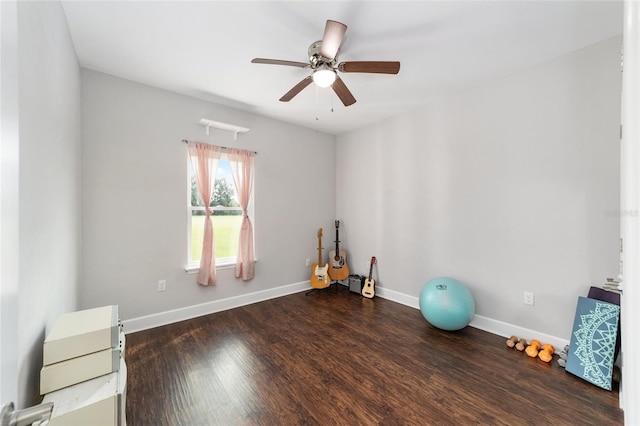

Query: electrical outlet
[[157, 280, 166, 292], [305, 258, 311, 267], [523, 291, 534, 306]]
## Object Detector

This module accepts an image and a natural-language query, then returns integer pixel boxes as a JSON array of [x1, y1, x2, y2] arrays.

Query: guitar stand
[[305, 281, 340, 296]]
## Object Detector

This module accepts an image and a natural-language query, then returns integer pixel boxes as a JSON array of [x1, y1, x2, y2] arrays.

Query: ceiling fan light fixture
[[312, 66, 336, 88]]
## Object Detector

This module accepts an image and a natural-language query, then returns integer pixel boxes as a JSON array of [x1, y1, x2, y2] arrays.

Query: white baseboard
[[469, 314, 569, 354], [122, 281, 309, 334], [375, 286, 569, 354], [123, 281, 569, 353], [376, 286, 420, 309]]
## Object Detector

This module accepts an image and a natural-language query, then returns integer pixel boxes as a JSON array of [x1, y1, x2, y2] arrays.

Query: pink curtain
[[227, 148, 256, 280], [188, 142, 222, 285]]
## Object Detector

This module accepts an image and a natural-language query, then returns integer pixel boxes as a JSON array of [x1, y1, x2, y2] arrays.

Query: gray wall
[[0, 0, 81, 408], [80, 70, 336, 321], [336, 36, 622, 342], [0, 0, 21, 406]]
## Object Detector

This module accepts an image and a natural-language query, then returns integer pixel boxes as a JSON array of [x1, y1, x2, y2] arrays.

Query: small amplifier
[[348, 275, 364, 294]]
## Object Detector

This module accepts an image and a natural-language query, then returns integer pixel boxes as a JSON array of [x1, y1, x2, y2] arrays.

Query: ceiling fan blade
[[279, 76, 313, 102], [320, 20, 347, 60], [252, 58, 309, 68], [332, 76, 356, 107], [338, 61, 401, 74]]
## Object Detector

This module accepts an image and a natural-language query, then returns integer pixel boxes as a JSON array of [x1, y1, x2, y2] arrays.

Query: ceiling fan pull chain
[[315, 85, 320, 121]]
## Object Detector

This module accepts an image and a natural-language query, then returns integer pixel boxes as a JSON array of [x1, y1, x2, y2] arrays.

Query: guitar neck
[[367, 257, 376, 280], [316, 228, 324, 266], [334, 228, 341, 260]]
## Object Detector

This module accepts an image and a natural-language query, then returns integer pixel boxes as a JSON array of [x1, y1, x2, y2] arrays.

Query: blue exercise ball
[[419, 277, 475, 331]]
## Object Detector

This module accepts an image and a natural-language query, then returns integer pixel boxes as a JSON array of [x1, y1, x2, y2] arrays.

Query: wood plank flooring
[[125, 287, 623, 425]]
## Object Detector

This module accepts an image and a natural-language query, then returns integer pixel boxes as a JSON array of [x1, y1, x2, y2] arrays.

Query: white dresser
[[40, 305, 127, 426]]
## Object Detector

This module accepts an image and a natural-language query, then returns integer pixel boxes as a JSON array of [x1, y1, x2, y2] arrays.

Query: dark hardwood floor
[[125, 286, 623, 425]]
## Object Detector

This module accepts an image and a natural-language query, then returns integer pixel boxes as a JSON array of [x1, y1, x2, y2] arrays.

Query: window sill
[[184, 259, 257, 274]]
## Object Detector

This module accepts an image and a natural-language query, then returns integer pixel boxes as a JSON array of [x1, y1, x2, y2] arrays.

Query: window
[[187, 154, 254, 269]]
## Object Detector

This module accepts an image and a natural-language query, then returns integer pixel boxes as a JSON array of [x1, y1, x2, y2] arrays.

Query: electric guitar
[[310, 228, 330, 289], [328, 220, 350, 281], [362, 256, 376, 299]]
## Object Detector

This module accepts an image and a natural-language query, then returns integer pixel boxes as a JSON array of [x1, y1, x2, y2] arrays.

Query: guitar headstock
[[317, 228, 323, 238], [370, 256, 377, 265], [335, 220, 340, 229]]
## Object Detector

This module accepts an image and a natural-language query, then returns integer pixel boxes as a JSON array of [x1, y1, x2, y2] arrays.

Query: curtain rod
[[181, 139, 258, 155]]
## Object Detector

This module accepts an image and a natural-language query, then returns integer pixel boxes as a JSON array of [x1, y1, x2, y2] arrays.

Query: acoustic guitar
[[328, 220, 350, 281], [310, 228, 330, 289], [362, 256, 376, 299]]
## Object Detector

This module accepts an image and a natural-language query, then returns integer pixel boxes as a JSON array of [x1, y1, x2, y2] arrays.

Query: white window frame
[[186, 154, 255, 272]]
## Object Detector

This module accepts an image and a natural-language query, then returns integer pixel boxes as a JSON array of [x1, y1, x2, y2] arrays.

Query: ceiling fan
[[251, 20, 400, 107]]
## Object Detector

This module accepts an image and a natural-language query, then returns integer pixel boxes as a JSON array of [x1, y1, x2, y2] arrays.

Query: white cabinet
[[40, 305, 126, 426], [43, 305, 120, 366], [43, 357, 126, 426]]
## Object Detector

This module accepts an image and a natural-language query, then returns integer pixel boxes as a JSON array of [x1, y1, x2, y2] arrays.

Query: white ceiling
[[60, 1, 623, 135]]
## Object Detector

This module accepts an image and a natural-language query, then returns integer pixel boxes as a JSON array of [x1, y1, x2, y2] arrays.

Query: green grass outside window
[[191, 215, 243, 262]]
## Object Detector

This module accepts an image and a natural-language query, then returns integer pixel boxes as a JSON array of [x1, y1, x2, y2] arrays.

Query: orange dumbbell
[[538, 344, 555, 363], [525, 340, 541, 358]]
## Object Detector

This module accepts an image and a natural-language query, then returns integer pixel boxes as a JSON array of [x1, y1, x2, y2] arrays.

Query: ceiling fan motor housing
[[308, 41, 337, 69]]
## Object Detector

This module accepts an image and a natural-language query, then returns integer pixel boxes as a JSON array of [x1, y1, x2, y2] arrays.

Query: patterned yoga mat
[[565, 296, 620, 391]]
